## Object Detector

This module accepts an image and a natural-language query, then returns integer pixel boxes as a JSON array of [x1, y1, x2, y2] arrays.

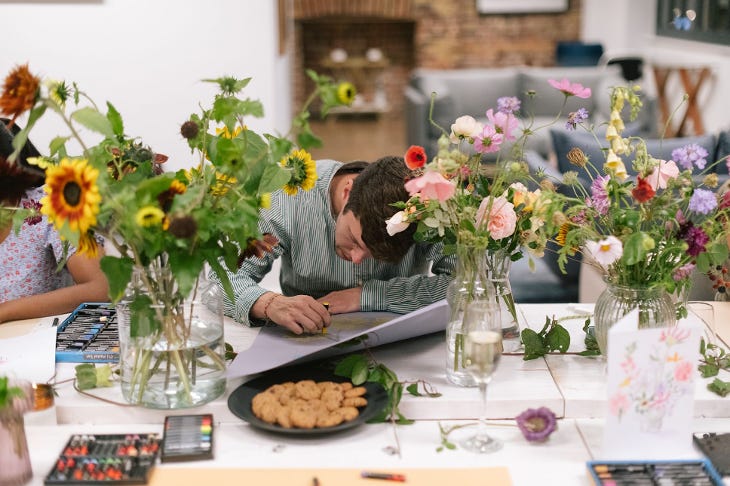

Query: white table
[[6, 302, 730, 485]]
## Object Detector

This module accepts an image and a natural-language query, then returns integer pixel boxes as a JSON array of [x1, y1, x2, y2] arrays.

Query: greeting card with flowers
[[603, 309, 700, 459]]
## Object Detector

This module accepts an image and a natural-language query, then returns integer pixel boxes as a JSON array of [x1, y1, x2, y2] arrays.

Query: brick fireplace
[[290, 0, 582, 116]]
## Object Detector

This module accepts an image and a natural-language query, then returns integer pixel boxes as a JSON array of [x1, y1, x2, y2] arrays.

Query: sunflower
[[44, 79, 71, 107], [336, 82, 356, 105], [0, 64, 40, 121], [135, 206, 165, 227], [76, 232, 100, 258], [41, 158, 101, 234], [215, 125, 244, 139], [280, 149, 317, 196]]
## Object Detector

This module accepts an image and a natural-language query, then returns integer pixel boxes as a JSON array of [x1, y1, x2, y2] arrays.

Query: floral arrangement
[[551, 85, 730, 299], [608, 327, 694, 431], [0, 64, 355, 406]]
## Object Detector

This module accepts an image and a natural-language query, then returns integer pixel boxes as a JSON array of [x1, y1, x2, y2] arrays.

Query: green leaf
[[129, 294, 158, 337], [406, 383, 420, 396], [708, 378, 730, 397], [106, 102, 124, 137], [95, 364, 114, 387], [71, 107, 115, 138], [545, 323, 570, 353], [297, 130, 323, 150], [622, 232, 647, 266], [100, 256, 134, 303], [75, 363, 98, 390], [699, 363, 719, 378], [521, 328, 546, 360], [49, 136, 71, 156], [333, 354, 365, 377], [351, 359, 369, 385]]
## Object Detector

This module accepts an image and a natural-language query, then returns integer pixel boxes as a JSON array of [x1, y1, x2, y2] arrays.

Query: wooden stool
[[652, 64, 712, 137]]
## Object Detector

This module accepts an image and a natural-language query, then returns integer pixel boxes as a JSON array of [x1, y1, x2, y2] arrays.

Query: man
[[212, 155, 455, 335]]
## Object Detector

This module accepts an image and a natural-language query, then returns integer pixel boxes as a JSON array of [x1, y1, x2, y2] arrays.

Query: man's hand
[[262, 294, 331, 335], [318, 287, 362, 314]]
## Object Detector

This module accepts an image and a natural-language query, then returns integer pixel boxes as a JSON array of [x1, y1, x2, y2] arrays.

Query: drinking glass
[[460, 299, 503, 453], [687, 301, 716, 345]]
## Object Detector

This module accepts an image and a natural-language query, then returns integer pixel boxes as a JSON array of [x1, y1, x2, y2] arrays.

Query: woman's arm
[[0, 251, 109, 324]]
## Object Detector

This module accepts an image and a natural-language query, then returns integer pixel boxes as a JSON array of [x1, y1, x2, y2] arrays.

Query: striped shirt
[[211, 159, 455, 325]]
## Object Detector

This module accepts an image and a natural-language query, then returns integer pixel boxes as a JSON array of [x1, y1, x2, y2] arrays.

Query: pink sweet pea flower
[[404, 171, 456, 203], [548, 78, 592, 98], [674, 360, 693, 382], [474, 124, 504, 154], [486, 108, 519, 141], [646, 159, 680, 190], [476, 195, 517, 240]]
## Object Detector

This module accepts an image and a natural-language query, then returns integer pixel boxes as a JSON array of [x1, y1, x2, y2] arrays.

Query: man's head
[[336, 155, 416, 264]]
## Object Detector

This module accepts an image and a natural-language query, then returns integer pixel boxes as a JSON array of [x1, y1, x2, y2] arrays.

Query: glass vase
[[117, 265, 227, 409], [485, 248, 521, 353], [593, 280, 676, 356], [446, 244, 499, 387]]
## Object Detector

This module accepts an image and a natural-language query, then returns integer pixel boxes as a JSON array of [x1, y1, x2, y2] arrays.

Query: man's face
[[334, 209, 371, 264]]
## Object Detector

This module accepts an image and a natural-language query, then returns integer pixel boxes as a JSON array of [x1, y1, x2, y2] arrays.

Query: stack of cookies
[[251, 380, 368, 429]]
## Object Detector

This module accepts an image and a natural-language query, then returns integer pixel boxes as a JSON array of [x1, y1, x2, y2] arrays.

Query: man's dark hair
[[344, 155, 416, 263], [0, 118, 44, 204]]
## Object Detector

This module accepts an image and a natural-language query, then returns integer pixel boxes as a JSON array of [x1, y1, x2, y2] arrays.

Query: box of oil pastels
[[55, 303, 119, 363], [587, 459, 723, 486], [44, 433, 161, 484]]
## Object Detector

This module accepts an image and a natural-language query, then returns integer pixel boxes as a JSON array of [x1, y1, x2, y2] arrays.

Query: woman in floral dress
[[0, 120, 108, 324]]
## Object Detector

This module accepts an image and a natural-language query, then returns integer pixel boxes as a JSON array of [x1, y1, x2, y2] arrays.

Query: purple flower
[[516, 407, 557, 442], [590, 175, 610, 216], [671, 144, 709, 171], [688, 188, 717, 214], [677, 222, 710, 257], [565, 108, 589, 130], [22, 199, 42, 226], [673, 263, 695, 281], [497, 96, 521, 115]]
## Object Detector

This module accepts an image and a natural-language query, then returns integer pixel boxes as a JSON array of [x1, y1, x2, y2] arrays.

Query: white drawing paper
[[227, 299, 449, 378]]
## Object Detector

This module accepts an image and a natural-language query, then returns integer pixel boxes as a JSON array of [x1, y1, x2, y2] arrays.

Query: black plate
[[227, 366, 388, 436]]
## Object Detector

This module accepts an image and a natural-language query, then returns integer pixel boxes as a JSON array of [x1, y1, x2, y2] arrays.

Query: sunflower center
[[63, 181, 82, 207]]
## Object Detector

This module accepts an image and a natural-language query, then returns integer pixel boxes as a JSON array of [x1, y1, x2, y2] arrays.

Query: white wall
[[1, 0, 292, 171], [582, 0, 730, 134]]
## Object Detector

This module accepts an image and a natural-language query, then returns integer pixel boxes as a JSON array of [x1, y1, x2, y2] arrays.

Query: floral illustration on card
[[608, 327, 694, 432]]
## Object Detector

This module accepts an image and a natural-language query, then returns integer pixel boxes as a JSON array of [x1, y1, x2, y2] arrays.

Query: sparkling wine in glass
[[461, 300, 503, 453]]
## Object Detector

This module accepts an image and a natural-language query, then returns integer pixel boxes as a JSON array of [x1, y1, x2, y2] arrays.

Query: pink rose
[[404, 171, 455, 203], [476, 195, 517, 240]]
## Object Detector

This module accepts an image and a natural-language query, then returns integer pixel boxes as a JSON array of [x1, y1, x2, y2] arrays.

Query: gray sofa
[[404, 64, 658, 160]]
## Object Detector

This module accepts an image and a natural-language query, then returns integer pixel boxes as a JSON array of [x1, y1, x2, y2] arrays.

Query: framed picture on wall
[[476, 0, 568, 14]]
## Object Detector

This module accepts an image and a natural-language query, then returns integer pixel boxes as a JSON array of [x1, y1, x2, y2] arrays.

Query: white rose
[[385, 211, 410, 236]]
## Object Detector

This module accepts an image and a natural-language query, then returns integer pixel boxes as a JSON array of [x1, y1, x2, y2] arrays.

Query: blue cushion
[[715, 131, 730, 174]]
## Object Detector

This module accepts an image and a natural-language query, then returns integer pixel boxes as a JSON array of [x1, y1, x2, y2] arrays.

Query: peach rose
[[476, 195, 517, 240]]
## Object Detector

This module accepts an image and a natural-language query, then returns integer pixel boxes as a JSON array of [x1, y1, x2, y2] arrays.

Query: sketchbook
[[226, 299, 449, 378]]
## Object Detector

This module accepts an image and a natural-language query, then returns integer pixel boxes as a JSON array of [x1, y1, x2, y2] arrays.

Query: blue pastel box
[[587, 459, 723, 485], [55, 302, 118, 363]]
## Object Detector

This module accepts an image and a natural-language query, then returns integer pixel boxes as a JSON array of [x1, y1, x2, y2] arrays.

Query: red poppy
[[632, 176, 656, 203], [404, 145, 427, 170]]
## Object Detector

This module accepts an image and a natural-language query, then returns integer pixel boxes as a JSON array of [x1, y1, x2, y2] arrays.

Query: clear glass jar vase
[[446, 244, 499, 387], [117, 265, 227, 409], [593, 280, 676, 356], [485, 248, 521, 353]]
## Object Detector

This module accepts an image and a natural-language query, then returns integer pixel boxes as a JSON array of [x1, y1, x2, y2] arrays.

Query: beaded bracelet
[[262, 293, 281, 320]]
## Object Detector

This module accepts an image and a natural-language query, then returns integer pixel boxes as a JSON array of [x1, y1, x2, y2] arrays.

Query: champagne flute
[[461, 299, 503, 453]]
